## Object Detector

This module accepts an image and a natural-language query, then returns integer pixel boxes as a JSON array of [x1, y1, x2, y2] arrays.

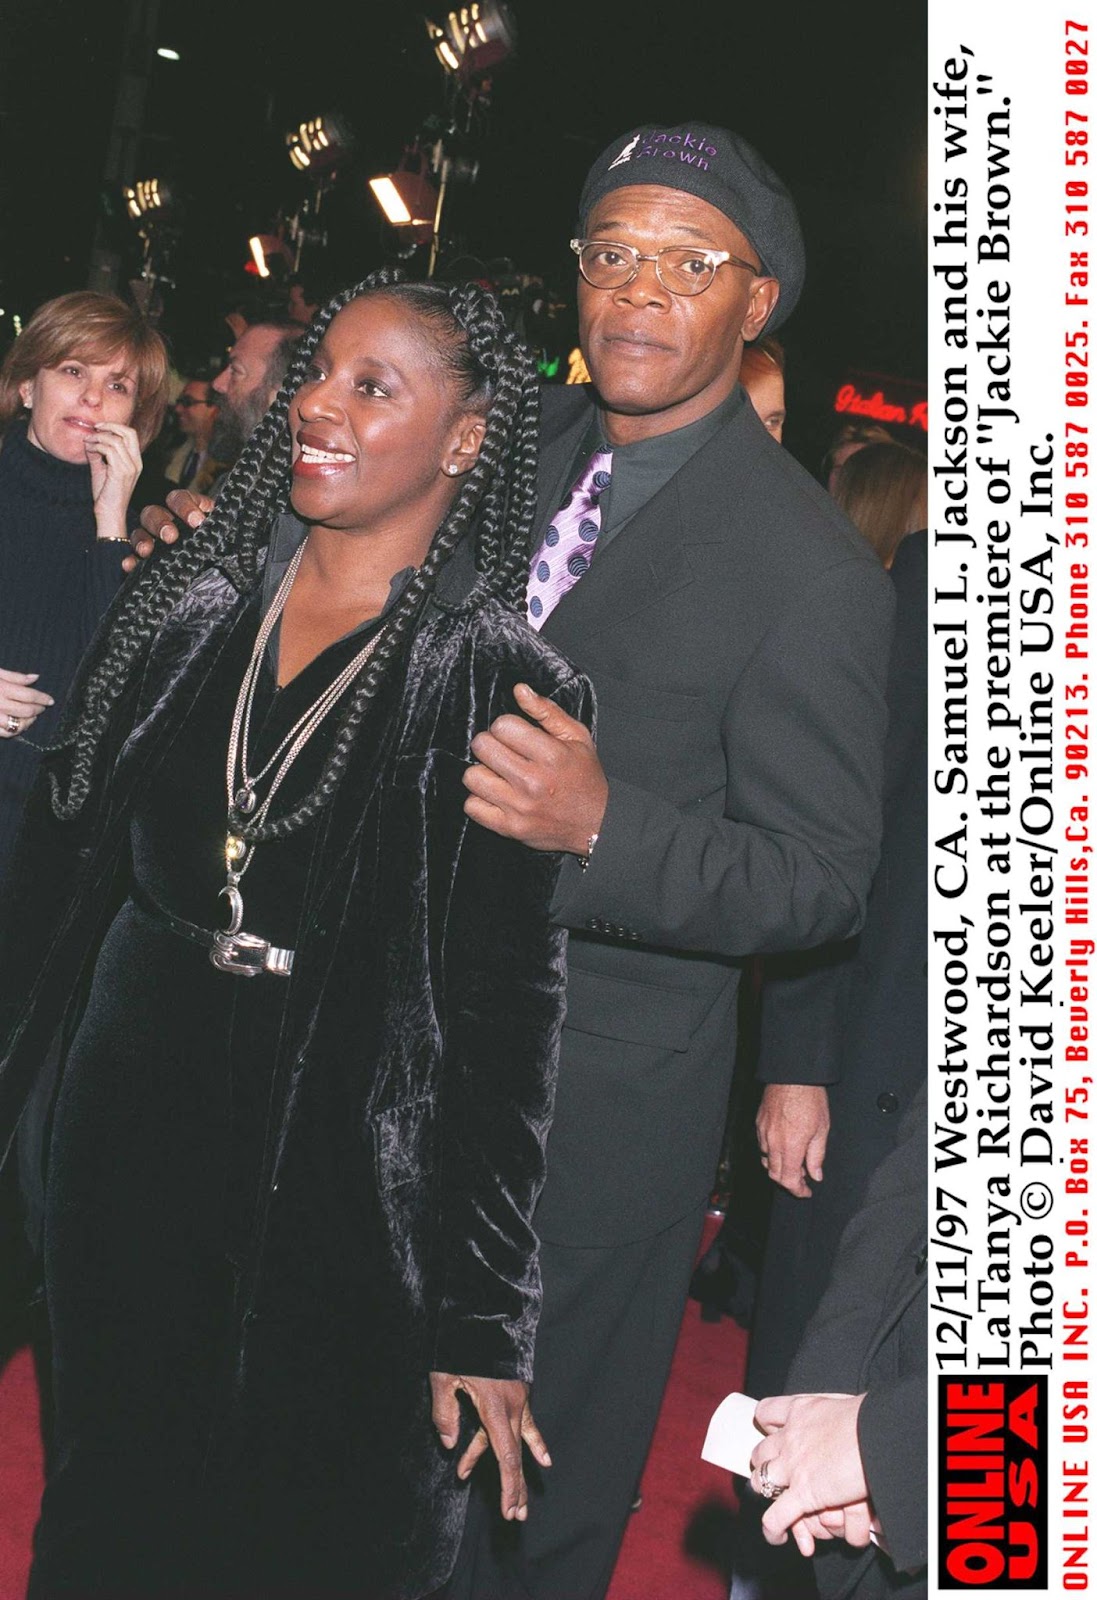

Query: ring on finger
[[5, 714, 21, 734], [758, 1460, 787, 1500]]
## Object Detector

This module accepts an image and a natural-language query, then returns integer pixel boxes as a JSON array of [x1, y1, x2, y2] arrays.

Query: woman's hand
[[86, 421, 143, 544], [0, 668, 53, 736], [750, 1392, 869, 1548], [430, 1371, 552, 1521]]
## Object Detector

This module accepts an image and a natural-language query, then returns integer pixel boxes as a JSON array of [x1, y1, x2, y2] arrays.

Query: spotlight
[[156, 46, 181, 60], [369, 153, 439, 244], [425, 2, 517, 81], [123, 178, 175, 222], [246, 234, 294, 278], [286, 112, 352, 177]]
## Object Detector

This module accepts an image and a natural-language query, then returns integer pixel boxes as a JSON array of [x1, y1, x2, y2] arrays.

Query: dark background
[[0, 0, 926, 473]]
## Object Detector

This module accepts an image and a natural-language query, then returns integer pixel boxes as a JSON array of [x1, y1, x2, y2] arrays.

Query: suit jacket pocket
[[563, 967, 692, 1052], [588, 670, 704, 724]]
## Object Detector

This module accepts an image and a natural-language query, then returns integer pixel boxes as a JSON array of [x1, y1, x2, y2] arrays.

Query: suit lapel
[[532, 390, 765, 654], [532, 391, 593, 550], [539, 406, 752, 654], [541, 469, 695, 655]]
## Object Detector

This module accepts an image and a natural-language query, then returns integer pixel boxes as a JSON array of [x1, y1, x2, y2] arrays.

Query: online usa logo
[[937, 1377, 1046, 1589]]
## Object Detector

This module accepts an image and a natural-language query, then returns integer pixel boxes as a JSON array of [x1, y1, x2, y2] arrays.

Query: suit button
[[915, 1246, 927, 1274], [629, 931, 641, 941], [877, 1091, 899, 1114]]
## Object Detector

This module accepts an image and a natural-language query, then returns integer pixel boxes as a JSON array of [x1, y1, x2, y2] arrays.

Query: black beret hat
[[578, 121, 805, 333]]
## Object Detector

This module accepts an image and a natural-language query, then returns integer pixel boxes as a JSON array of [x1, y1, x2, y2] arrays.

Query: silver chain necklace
[[219, 539, 386, 940]]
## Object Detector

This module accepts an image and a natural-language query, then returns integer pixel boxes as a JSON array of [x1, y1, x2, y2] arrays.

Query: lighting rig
[[122, 177, 180, 317], [283, 111, 354, 273], [369, 2, 517, 275]]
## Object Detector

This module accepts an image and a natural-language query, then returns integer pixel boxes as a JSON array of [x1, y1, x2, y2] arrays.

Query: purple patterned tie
[[527, 449, 613, 630]]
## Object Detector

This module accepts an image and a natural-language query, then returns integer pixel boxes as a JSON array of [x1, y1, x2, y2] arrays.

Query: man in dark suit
[[449, 122, 895, 1599], [749, 1083, 928, 1600]]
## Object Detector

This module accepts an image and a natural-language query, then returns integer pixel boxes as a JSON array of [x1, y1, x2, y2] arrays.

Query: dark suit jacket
[[0, 541, 593, 1599], [787, 1084, 928, 1600], [749, 530, 927, 1395], [531, 385, 896, 1246]]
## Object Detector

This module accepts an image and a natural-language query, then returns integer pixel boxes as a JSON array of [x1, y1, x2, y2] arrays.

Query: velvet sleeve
[[550, 557, 893, 957], [432, 671, 594, 1380]]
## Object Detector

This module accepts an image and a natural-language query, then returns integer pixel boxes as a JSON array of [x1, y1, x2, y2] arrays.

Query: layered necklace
[[218, 538, 386, 948]]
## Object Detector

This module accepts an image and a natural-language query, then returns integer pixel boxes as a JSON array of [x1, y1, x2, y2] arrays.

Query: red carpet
[[0, 1344, 41, 1599], [0, 1218, 744, 1598], [607, 1214, 745, 1600]]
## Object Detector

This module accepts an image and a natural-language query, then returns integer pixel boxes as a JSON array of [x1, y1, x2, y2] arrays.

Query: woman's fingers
[[0, 681, 53, 711], [456, 1425, 491, 1482], [476, 1396, 527, 1521], [429, 1371, 462, 1450], [520, 1400, 552, 1469], [430, 1374, 544, 1521], [0, 666, 53, 735]]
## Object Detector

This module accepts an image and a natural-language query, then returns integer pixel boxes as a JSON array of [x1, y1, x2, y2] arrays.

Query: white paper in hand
[[701, 1391, 763, 1477]]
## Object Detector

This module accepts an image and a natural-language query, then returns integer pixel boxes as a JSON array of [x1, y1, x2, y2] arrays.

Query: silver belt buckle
[[210, 930, 293, 978]]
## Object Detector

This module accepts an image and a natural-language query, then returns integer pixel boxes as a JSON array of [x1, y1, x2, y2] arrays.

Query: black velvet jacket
[[0, 536, 593, 1598]]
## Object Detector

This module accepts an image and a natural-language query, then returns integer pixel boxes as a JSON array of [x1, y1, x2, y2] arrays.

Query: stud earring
[[445, 463, 459, 476]]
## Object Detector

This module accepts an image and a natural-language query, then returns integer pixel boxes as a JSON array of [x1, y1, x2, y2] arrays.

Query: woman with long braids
[[0, 274, 592, 1598]]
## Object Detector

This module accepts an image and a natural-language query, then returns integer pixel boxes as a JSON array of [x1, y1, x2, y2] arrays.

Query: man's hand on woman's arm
[[122, 488, 214, 572]]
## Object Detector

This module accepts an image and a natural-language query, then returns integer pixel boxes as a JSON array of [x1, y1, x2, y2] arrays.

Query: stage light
[[123, 178, 175, 222], [156, 47, 180, 60], [286, 112, 351, 177], [425, 2, 517, 81], [369, 156, 439, 243], [249, 237, 271, 278], [246, 234, 294, 278]]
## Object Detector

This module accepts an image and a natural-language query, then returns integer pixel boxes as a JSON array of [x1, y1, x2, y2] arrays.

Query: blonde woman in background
[[831, 440, 926, 568], [0, 290, 169, 886]]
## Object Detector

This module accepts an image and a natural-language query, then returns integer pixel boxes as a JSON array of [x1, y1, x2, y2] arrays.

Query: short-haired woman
[[0, 289, 169, 884]]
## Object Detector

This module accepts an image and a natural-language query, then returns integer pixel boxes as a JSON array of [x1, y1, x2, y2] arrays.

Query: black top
[[0, 419, 126, 885], [134, 587, 390, 950]]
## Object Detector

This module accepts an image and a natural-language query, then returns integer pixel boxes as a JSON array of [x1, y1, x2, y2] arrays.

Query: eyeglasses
[[175, 395, 213, 408], [570, 238, 761, 297]]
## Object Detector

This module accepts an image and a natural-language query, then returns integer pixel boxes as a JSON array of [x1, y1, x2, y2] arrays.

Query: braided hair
[[49, 270, 543, 840]]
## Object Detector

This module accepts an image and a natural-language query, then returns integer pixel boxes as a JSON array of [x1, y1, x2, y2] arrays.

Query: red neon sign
[[833, 382, 928, 433]]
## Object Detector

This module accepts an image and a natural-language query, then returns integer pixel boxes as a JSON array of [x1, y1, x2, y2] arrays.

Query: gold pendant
[[225, 833, 247, 865]]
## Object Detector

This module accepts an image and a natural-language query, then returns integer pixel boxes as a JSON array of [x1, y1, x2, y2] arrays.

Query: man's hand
[[0, 668, 53, 736], [463, 683, 606, 857], [755, 1083, 830, 1197], [429, 1371, 551, 1521], [750, 1393, 869, 1548], [122, 488, 213, 572]]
